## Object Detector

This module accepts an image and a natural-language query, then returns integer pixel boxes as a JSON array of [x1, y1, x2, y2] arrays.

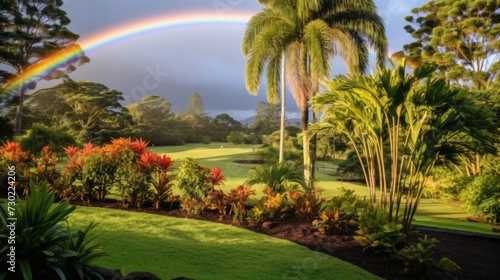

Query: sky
[[50, 0, 427, 120]]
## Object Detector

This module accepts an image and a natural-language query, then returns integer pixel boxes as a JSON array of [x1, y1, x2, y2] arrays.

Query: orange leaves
[[210, 167, 226, 186], [229, 185, 256, 203], [82, 142, 98, 156], [2, 140, 22, 153], [42, 146, 51, 154], [130, 138, 149, 155], [228, 185, 256, 221], [137, 151, 174, 172], [110, 137, 131, 148], [289, 189, 324, 221], [137, 150, 157, 171], [157, 154, 174, 170], [0, 140, 31, 163], [63, 146, 78, 158]]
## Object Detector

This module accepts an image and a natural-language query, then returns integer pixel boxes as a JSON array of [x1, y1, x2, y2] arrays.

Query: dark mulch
[[83, 203, 500, 280], [233, 159, 265, 164]]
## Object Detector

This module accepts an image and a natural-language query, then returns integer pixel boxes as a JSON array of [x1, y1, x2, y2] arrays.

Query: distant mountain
[[239, 116, 301, 127], [239, 116, 255, 125]]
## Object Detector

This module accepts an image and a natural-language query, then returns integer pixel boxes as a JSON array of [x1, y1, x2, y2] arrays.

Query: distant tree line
[[1, 80, 340, 157]]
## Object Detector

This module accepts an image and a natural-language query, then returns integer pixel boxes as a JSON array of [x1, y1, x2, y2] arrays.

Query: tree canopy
[[26, 81, 130, 144], [0, 0, 88, 134], [403, 0, 500, 91]]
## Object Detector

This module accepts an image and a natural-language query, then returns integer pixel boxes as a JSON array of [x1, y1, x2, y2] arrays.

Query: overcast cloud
[[51, 0, 426, 120]]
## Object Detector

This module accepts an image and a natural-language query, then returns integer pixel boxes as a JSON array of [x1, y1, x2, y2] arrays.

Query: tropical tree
[[0, 0, 88, 134], [402, 0, 500, 175], [29, 81, 131, 144], [210, 113, 243, 142], [403, 0, 500, 90], [126, 95, 184, 145], [22, 86, 72, 129], [0, 115, 13, 142], [253, 101, 281, 136], [184, 92, 207, 117], [177, 92, 210, 143], [242, 0, 388, 188], [311, 61, 498, 232]]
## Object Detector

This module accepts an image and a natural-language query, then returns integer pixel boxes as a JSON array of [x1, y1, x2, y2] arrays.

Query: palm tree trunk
[[279, 52, 286, 163], [301, 97, 311, 187]]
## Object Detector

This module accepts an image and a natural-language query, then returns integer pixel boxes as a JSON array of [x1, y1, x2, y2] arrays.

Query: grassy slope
[[69, 207, 380, 280]]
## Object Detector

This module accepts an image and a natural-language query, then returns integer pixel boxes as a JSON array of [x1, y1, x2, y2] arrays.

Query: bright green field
[[68, 207, 381, 280]]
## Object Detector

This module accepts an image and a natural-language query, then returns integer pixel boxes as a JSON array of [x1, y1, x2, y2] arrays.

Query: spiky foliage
[[242, 0, 388, 188], [0, 182, 105, 280], [245, 161, 306, 193], [312, 61, 498, 231]]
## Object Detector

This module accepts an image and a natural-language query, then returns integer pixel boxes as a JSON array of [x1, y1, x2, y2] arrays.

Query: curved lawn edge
[[68, 206, 381, 280]]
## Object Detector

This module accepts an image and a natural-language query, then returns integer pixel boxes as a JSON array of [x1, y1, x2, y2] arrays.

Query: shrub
[[33, 146, 60, 188], [18, 124, 76, 157], [227, 131, 247, 144], [0, 181, 105, 279], [397, 235, 461, 278], [245, 162, 306, 194], [181, 198, 209, 216], [177, 159, 226, 216], [0, 141, 32, 196], [201, 136, 211, 144], [228, 185, 256, 222], [177, 158, 212, 201], [288, 189, 324, 221], [132, 148, 175, 209], [460, 174, 500, 223], [313, 188, 367, 234], [354, 206, 408, 255], [205, 189, 229, 216], [177, 158, 225, 202], [423, 167, 464, 199], [247, 188, 291, 224]]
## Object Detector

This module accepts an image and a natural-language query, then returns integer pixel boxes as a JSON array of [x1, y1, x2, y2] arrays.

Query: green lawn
[[68, 206, 381, 280]]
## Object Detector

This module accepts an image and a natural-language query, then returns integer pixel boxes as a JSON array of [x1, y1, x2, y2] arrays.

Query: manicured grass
[[151, 143, 368, 196], [68, 206, 381, 280]]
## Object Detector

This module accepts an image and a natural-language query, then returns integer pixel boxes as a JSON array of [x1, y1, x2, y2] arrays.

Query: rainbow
[[3, 11, 253, 93]]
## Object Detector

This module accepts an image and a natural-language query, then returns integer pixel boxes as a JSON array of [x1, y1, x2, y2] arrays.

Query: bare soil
[[87, 203, 499, 280]]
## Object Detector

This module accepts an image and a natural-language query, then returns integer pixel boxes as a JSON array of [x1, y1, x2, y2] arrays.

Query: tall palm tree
[[242, 0, 388, 188]]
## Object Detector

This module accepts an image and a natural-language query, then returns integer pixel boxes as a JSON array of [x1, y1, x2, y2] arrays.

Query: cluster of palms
[[242, 0, 498, 231], [242, 0, 388, 189]]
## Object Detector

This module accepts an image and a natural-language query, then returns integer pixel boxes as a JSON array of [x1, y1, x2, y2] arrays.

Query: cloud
[[57, 0, 428, 121]]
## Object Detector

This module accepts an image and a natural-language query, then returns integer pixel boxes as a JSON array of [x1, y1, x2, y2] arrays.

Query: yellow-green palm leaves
[[312, 61, 498, 231], [242, 0, 388, 187]]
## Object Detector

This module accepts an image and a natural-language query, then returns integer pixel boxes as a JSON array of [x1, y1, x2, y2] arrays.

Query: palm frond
[[325, 11, 388, 67], [265, 53, 282, 104], [303, 19, 333, 80], [286, 42, 311, 109]]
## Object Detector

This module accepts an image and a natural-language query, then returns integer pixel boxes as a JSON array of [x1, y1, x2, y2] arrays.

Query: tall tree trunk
[[309, 110, 317, 190], [279, 52, 286, 163], [14, 87, 26, 135], [301, 97, 311, 187]]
